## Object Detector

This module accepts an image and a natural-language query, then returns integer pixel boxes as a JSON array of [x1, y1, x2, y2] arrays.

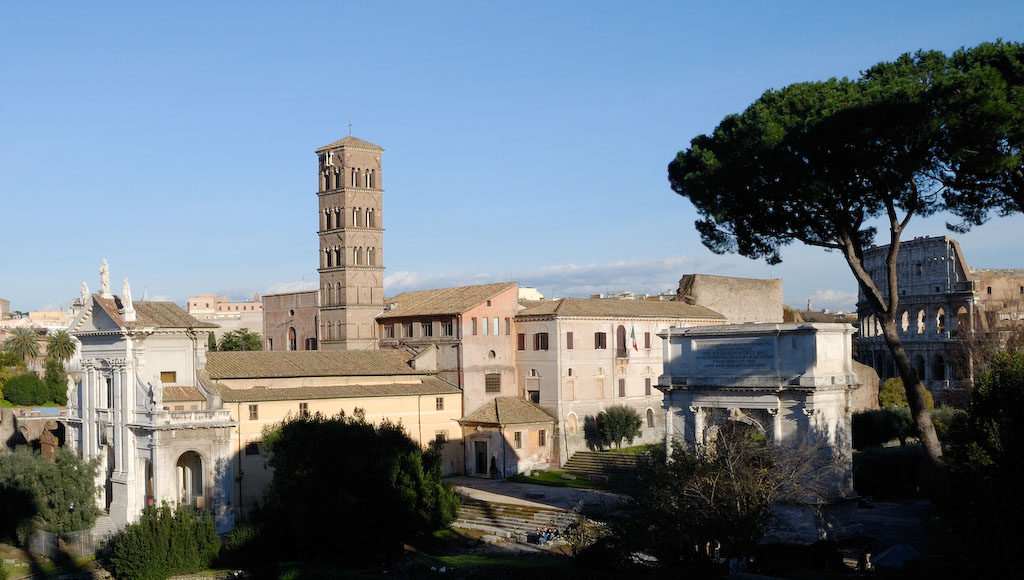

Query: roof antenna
[[348, 119, 353, 136]]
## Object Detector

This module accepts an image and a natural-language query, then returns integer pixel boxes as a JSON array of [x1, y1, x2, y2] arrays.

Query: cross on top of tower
[[348, 119, 352, 136]]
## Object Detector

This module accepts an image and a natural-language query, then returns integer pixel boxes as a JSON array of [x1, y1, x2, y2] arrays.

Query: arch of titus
[[657, 323, 861, 543]]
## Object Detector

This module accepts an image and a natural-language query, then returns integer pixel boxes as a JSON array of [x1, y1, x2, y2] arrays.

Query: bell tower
[[316, 136, 385, 350]]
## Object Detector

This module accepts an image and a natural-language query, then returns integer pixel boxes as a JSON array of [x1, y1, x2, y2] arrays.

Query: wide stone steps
[[561, 451, 640, 478], [91, 513, 118, 544], [453, 499, 576, 539]]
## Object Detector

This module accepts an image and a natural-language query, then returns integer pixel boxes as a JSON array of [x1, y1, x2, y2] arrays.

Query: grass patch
[[507, 470, 609, 490]]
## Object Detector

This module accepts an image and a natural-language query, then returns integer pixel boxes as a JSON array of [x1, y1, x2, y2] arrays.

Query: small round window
[[289, 309, 295, 316]]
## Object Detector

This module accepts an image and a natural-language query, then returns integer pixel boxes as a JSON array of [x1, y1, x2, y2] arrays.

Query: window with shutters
[[441, 320, 454, 336], [566, 331, 574, 349], [618, 378, 626, 397], [517, 333, 525, 350], [485, 373, 501, 392], [538, 429, 546, 447], [644, 332, 651, 349], [514, 431, 522, 449], [534, 332, 549, 350], [595, 332, 607, 349], [248, 405, 258, 420], [422, 321, 433, 337], [645, 377, 652, 396]]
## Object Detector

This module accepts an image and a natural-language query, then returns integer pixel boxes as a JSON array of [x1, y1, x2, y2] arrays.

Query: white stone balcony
[[133, 408, 236, 430]]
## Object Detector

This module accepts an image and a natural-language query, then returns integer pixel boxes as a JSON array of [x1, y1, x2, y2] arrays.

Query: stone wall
[[675, 274, 783, 324]]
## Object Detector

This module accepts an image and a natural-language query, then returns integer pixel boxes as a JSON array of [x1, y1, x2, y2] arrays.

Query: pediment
[[70, 297, 123, 333]]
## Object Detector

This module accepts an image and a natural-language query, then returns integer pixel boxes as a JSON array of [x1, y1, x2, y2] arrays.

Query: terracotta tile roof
[[93, 296, 218, 329], [205, 350, 420, 379], [162, 386, 206, 402], [213, 376, 460, 403], [516, 298, 724, 320], [316, 135, 384, 152], [459, 397, 555, 425], [378, 282, 517, 320]]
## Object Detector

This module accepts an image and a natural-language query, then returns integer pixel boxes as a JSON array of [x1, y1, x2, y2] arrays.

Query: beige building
[[316, 136, 386, 351], [514, 298, 725, 465], [202, 350, 464, 512], [187, 293, 263, 320], [377, 282, 520, 416], [459, 397, 555, 476]]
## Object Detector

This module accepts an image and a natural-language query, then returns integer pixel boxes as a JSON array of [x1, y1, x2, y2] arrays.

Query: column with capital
[[768, 405, 782, 445], [690, 405, 704, 449], [112, 363, 123, 474], [82, 362, 95, 459]]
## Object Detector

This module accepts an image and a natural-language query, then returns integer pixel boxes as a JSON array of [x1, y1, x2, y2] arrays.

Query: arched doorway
[[176, 451, 205, 509]]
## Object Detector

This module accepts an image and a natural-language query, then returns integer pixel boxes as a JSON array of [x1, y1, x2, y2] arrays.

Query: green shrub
[[43, 359, 68, 405], [879, 377, 934, 409], [929, 406, 966, 443], [596, 405, 643, 449], [110, 504, 219, 580], [852, 407, 913, 449], [2, 373, 46, 406]]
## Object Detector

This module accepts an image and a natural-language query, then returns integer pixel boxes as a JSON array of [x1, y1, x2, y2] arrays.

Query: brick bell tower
[[316, 135, 385, 350]]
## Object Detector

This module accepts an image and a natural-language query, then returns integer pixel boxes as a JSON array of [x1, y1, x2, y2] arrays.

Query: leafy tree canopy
[[879, 377, 933, 409], [941, 40, 1024, 230], [597, 405, 643, 449], [668, 50, 950, 464], [217, 328, 262, 351], [257, 413, 459, 564], [45, 330, 76, 363], [3, 328, 40, 366], [0, 448, 100, 540]]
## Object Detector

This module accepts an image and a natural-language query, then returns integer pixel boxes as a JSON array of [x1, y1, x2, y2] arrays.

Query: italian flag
[[631, 325, 638, 351]]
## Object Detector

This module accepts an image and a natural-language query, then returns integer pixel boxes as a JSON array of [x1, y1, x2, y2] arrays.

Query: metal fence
[[27, 529, 95, 559]]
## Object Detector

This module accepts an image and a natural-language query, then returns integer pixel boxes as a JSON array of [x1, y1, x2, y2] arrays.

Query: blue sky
[[2, 1, 1022, 313]]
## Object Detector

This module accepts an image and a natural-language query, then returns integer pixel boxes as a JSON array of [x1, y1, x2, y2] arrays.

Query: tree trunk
[[878, 318, 944, 464]]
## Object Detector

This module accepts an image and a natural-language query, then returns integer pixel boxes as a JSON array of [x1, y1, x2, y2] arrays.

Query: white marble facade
[[65, 267, 235, 532], [657, 322, 860, 542]]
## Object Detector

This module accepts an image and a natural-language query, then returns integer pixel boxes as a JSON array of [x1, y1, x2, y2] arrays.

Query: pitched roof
[[213, 376, 460, 403], [162, 386, 206, 402], [460, 397, 555, 425], [92, 296, 218, 329], [315, 135, 384, 152], [205, 350, 420, 379], [516, 298, 724, 320], [378, 282, 517, 320]]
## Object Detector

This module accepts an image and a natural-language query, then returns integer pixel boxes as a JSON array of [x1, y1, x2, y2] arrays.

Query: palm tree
[[46, 330, 77, 363], [4, 327, 40, 366]]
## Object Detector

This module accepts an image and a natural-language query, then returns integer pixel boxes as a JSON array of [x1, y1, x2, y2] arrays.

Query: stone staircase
[[561, 451, 640, 480], [453, 498, 577, 541], [91, 513, 118, 544]]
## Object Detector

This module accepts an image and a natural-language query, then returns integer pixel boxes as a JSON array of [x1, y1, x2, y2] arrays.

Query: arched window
[[917, 310, 926, 334], [353, 247, 359, 265], [336, 282, 342, 304], [646, 408, 655, 428], [616, 325, 627, 357], [936, 308, 946, 334], [287, 327, 297, 351], [529, 369, 539, 377], [364, 171, 370, 188], [567, 413, 579, 435], [932, 354, 946, 381], [367, 170, 374, 189], [368, 208, 375, 228], [567, 368, 573, 376], [326, 321, 333, 341], [352, 207, 358, 226], [365, 209, 371, 228], [957, 306, 969, 332], [326, 284, 333, 305], [367, 247, 375, 266], [326, 249, 333, 268], [351, 169, 357, 187], [900, 311, 910, 334]]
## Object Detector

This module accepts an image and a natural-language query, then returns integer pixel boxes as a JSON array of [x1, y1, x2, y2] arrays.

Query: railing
[[143, 408, 234, 426]]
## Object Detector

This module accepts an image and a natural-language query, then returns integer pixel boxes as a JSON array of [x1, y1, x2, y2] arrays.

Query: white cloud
[[384, 256, 705, 298], [262, 281, 319, 295], [808, 289, 858, 313]]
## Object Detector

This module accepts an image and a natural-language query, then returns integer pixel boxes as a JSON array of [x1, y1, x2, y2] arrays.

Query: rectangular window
[[595, 332, 607, 349], [987, 286, 993, 294], [482, 317, 489, 336], [517, 333, 526, 350], [566, 331, 574, 350], [435, 430, 447, 444], [435, 397, 444, 411], [644, 332, 651, 349], [245, 442, 260, 456], [384, 325, 395, 339], [472, 317, 478, 335], [514, 431, 522, 449], [618, 378, 626, 397], [268, 338, 273, 350], [493, 317, 499, 336], [403, 322, 414, 338], [485, 373, 501, 393], [534, 332, 549, 351], [248, 404, 258, 421], [160, 371, 176, 384], [422, 322, 433, 337], [539, 429, 546, 447], [299, 402, 309, 418], [505, 318, 510, 335], [645, 377, 652, 396], [441, 320, 454, 336]]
